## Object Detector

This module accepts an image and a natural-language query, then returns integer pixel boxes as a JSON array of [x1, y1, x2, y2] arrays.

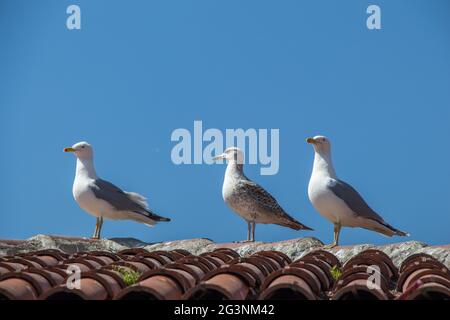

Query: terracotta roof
[[0, 236, 449, 300]]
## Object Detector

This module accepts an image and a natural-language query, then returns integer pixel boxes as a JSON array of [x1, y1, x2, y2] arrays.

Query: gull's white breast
[[72, 177, 114, 219]]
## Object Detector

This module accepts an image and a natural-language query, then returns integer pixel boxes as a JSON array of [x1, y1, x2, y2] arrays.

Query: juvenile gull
[[214, 147, 312, 242], [306, 135, 408, 248], [64, 141, 170, 239]]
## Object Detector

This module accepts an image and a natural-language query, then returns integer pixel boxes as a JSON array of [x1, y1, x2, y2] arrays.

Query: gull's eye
[[81, 146, 85, 149]]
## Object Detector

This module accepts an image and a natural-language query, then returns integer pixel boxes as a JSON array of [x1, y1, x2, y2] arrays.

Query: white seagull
[[214, 147, 312, 242], [64, 141, 170, 239], [306, 135, 408, 248]]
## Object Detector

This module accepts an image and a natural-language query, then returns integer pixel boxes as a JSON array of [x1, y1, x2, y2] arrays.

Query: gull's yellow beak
[[64, 147, 76, 153], [213, 154, 225, 161], [306, 137, 316, 144]]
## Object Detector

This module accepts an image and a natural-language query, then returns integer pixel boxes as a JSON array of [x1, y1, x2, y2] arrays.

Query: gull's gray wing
[[327, 178, 385, 223], [327, 178, 408, 236], [90, 179, 144, 212], [90, 179, 170, 222]]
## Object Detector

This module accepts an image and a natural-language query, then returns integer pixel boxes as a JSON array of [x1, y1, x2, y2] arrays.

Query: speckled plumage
[[215, 147, 312, 241], [223, 174, 296, 225]]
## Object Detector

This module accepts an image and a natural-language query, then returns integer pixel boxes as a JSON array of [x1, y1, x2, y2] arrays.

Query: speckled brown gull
[[213, 147, 312, 242]]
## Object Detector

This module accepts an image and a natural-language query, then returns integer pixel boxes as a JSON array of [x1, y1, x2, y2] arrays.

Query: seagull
[[64, 141, 171, 239], [213, 147, 312, 242], [306, 135, 408, 248]]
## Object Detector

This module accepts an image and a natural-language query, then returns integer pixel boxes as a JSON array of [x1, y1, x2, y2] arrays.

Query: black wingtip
[[379, 220, 409, 237], [143, 209, 171, 222], [152, 214, 171, 222]]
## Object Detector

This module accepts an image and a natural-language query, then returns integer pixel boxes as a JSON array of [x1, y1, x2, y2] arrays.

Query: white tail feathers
[[125, 192, 149, 209]]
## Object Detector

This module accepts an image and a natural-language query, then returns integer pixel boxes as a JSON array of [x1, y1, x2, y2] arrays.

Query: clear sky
[[1, 0, 449, 245]]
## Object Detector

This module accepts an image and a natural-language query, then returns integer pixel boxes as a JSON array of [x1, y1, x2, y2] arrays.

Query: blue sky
[[1, 0, 449, 245]]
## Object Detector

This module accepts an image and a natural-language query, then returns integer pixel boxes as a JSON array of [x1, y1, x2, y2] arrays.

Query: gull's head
[[64, 141, 93, 159], [213, 147, 244, 164], [306, 135, 331, 155]]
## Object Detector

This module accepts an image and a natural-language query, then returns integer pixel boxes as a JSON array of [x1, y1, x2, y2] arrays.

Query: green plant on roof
[[330, 265, 342, 281], [113, 266, 142, 286]]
